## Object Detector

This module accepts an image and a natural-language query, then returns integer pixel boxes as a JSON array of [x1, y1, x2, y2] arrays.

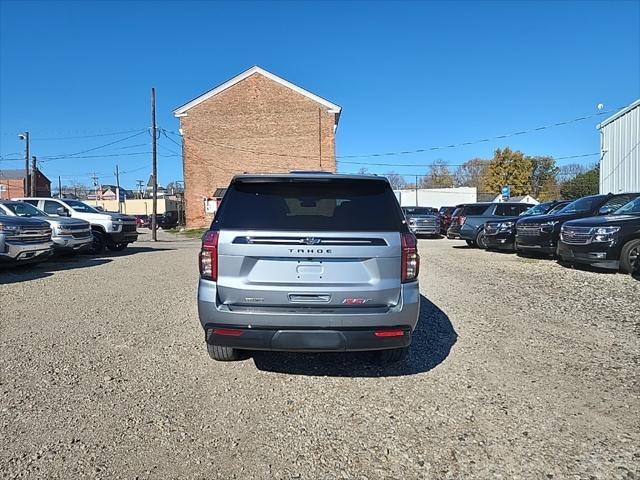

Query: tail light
[[458, 215, 466, 225], [199, 231, 219, 280], [401, 232, 419, 282]]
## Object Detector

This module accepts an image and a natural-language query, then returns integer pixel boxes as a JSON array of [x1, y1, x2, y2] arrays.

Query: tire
[[476, 230, 488, 249], [107, 243, 127, 252], [376, 347, 409, 364], [465, 239, 476, 247], [207, 344, 249, 361], [88, 230, 105, 254], [620, 239, 640, 274]]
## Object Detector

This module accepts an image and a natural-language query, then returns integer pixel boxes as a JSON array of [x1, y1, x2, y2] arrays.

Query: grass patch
[[165, 227, 207, 239]]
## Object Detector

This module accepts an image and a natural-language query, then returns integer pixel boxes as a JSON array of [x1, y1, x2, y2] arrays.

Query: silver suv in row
[[198, 173, 421, 363], [0, 214, 53, 265]]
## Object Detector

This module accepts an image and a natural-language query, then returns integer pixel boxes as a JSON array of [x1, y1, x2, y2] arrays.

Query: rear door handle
[[288, 294, 331, 303]]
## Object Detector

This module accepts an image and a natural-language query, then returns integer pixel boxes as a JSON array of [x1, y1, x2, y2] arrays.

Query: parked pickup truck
[[14, 197, 138, 253], [402, 206, 440, 237], [0, 214, 53, 265], [558, 195, 640, 273], [0, 200, 92, 254]]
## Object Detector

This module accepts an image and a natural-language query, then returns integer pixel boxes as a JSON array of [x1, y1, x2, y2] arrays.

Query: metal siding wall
[[600, 105, 640, 193]]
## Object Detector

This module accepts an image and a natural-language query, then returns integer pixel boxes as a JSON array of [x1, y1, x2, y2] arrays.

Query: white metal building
[[394, 187, 477, 208], [598, 99, 640, 194]]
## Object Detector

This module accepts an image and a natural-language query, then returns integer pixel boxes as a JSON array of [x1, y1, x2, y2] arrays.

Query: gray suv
[[198, 173, 421, 363]]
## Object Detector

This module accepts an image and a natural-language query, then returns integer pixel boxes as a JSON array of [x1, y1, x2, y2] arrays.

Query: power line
[[38, 131, 148, 161], [165, 106, 623, 161], [0, 128, 147, 140]]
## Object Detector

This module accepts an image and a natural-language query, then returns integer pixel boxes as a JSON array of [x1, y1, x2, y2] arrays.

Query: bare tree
[[558, 163, 588, 182], [420, 160, 454, 188], [385, 171, 406, 190], [454, 158, 490, 189], [357, 167, 370, 175]]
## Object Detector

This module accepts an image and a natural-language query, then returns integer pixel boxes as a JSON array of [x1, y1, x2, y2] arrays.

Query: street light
[[17, 132, 29, 195]]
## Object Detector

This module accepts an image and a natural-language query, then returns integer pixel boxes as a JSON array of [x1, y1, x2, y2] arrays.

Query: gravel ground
[[1, 232, 638, 480]]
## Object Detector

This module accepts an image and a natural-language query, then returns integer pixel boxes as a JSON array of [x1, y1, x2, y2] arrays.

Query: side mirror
[[598, 207, 613, 216], [56, 207, 69, 217]]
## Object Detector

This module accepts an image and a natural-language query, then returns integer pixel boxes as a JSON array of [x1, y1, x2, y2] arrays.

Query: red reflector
[[374, 330, 405, 337], [212, 328, 243, 336]]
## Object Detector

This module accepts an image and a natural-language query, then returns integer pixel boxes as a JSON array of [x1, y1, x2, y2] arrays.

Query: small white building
[[394, 187, 477, 208], [598, 99, 640, 194]]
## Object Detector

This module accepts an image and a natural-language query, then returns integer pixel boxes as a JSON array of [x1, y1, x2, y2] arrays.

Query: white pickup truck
[[15, 197, 138, 254]]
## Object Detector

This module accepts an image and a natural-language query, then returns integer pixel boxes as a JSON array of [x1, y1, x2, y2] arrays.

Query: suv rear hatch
[[211, 176, 408, 310]]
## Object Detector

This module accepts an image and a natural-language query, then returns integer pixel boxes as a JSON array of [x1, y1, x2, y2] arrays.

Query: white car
[[14, 197, 138, 253]]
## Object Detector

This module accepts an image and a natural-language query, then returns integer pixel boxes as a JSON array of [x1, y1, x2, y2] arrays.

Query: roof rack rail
[[288, 170, 332, 174]]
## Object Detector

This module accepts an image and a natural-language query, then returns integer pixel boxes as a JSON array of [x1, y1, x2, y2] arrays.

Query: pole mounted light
[[17, 132, 30, 195]]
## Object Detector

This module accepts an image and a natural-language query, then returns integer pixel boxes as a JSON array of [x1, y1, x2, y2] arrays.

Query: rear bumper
[[197, 279, 420, 351], [446, 226, 462, 239], [410, 226, 439, 235], [557, 241, 620, 270], [205, 325, 412, 352]]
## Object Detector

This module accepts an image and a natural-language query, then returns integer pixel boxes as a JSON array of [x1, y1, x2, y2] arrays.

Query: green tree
[[484, 147, 533, 196], [559, 165, 600, 199]]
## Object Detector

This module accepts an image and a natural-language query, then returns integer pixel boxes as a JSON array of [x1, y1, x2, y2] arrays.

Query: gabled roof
[[597, 99, 640, 129], [173, 66, 342, 122], [0, 169, 27, 180]]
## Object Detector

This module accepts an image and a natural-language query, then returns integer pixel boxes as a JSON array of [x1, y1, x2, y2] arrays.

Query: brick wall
[[179, 72, 338, 228]]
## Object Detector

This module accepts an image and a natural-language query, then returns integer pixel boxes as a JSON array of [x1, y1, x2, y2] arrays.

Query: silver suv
[[198, 173, 421, 363]]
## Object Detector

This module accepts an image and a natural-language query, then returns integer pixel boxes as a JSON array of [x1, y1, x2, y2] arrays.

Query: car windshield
[[520, 203, 551, 216], [64, 200, 100, 213], [556, 196, 604, 214], [548, 202, 569, 214], [614, 197, 640, 215], [2, 202, 46, 217], [403, 207, 435, 215]]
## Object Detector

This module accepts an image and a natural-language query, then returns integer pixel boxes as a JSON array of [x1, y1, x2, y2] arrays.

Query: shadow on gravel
[[555, 259, 618, 274], [452, 245, 473, 249], [0, 256, 112, 284], [252, 295, 457, 378]]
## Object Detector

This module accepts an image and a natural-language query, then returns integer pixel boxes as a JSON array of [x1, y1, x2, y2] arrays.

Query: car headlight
[[0, 224, 19, 236], [540, 221, 559, 233], [593, 226, 620, 243], [55, 225, 72, 235], [498, 221, 515, 230], [112, 222, 121, 230]]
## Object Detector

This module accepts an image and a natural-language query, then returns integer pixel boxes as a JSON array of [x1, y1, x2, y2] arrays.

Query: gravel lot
[[1, 232, 638, 480]]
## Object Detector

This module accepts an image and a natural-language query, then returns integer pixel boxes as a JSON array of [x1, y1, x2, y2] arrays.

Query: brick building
[[0, 169, 51, 200], [173, 66, 342, 228]]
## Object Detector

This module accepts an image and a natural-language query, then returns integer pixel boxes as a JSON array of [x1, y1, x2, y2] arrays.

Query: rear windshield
[[215, 179, 405, 231], [462, 204, 491, 216], [403, 207, 436, 215]]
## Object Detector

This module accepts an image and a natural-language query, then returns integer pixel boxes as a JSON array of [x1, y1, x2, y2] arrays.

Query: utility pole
[[30, 156, 37, 196], [136, 180, 144, 199], [58, 176, 62, 198], [151, 87, 158, 241], [114, 164, 121, 213], [18, 132, 30, 195], [91, 172, 100, 203], [415, 175, 419, 206]]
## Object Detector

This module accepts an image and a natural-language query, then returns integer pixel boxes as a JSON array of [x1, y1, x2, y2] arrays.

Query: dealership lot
[[1, 233, 638, 479]]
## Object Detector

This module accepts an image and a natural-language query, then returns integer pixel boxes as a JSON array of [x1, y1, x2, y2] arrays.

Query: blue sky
[[1, 0, 639, 189]]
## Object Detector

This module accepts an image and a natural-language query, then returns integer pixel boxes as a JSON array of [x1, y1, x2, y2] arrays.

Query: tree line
[[379, 147, 599, 200]]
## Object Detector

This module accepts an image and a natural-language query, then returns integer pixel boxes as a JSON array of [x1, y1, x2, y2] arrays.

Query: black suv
[[557, 195, 640, 273], [515, 193, 640, 256], [484, 200, 570, 251], [447, 202, 533, 248]]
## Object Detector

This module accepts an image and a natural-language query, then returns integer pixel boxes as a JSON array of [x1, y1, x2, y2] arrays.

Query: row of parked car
[[444, 192, 640, 274], [0, 197, 142, 267]]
